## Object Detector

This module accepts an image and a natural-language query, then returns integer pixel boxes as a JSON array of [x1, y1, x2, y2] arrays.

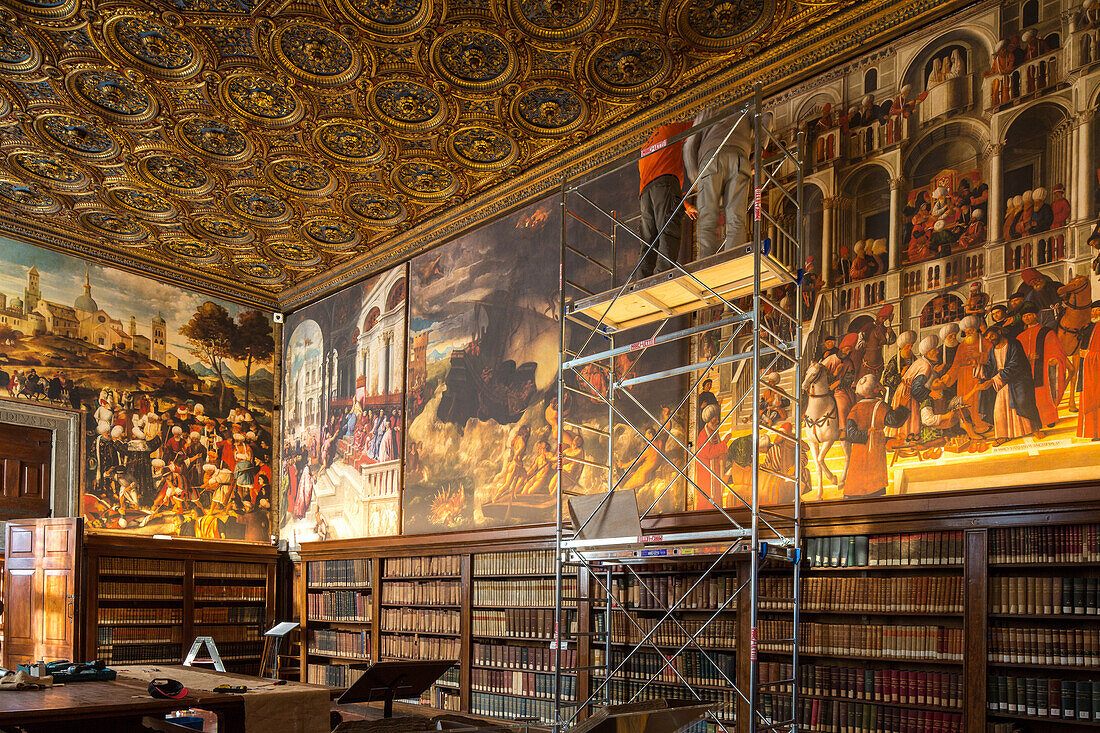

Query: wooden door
[[3, 518, 81, 667], [0, 422, 52, 520]]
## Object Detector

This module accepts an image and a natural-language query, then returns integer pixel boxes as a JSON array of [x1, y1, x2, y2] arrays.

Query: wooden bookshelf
[[294, 484, 1100, 733], [82, 534, 276, 673]]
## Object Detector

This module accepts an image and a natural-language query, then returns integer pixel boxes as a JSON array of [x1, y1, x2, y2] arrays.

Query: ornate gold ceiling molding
[[0, 0, 973, 310], [277, 0, 976, 309]]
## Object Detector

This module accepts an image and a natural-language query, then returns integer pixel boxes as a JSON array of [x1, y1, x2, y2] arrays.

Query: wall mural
[[694, 0, 1100, 505], [280, 266, 406, 545], [0, 236, 275, 540], [403, 198, 565, 533]]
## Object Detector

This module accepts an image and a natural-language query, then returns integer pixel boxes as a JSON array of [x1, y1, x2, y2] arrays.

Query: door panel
[[0, 423, 51, 520], [3, 518, 81, 667]]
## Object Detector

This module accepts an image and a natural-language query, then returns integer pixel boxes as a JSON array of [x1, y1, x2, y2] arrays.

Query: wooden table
[[0, 675, 246, 733]]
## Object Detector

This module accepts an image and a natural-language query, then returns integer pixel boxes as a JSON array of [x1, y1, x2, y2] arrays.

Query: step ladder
[[183, 636, 225, 672]]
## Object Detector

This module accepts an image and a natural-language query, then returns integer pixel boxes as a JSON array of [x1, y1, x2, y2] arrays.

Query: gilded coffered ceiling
[[0, 0, 963, 308]]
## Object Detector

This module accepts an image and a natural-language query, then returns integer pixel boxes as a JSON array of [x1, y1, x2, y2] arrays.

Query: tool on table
[[213, 684, 248, 694]]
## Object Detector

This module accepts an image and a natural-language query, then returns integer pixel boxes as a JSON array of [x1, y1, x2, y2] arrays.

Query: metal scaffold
[[553, 83, 805, 733]]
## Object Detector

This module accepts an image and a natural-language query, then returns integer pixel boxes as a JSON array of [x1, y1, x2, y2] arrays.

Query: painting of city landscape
[[696, 0, 1100, 506], [0, 237, 275, 540], [280, 267, 406, 546]]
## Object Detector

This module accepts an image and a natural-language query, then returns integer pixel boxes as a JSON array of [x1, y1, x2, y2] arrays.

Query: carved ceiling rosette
[[507, 0, 604, 40], [367, 79, 447, 134], [8, 150, 89, 191], [446, 125, 518, 171], [263, 238, 323, 268], [312, 120, 386, 165], [430, 27, 516, 93], [266, 157, 337, 198], [676, 0, 778, 52], [35, 113, 120, 160], [231, 255, 286, 284], [106, 185, 178, 221], [219, 72, 304, 128], [0, 0, 78, 21], [344, 188, 407, 227], [332, 0, 433, 38], [190, 212, 255, 248], [102, 15, 203, 80], [271, 21, 361, 88], [584, 35, 671, 97], [0, 21, 41, 74], [159, 236, 222, 265], [391, 158, 459, 201], [300, 216, 361, 251], [0, 178, 60, 214], [137, 151, 215, 197], [175, 115, 254, 163], [78, 209, 149, 243], [510, 85, 587, 137], [65, 67, 158, 124], [225, 186, 293, 225]]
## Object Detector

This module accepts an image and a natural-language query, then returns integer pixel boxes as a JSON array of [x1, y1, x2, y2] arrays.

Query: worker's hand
[[684, 202, 698, 220]]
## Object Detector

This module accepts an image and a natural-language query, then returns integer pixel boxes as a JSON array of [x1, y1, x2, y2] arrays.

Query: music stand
[[338, 660, 458, 718], [564, 699, 718, 733]]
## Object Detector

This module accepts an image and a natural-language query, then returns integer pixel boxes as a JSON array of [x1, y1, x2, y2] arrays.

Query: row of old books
[[601, 680, 735, 722], [469, 692, 560, 725], [590, 648, 736, 687], [989, 524, 1100, 564], [306, 662, 365, 688], [99, 581, 183, 600], [804, 532, 964, 568], [97, 642, 181, 665], [759, 620, 964, 661], [208, 640, 264, 661], [763, 694, 963, 733], [307, 590, 371, 622], [383, 555, 460, 578], [98, 556, 184, 577], [472, 578, 578, 607], [472, 642, 576, 671], [198, 624, 260, 642], [990, 575, 1100, 615], [473, 549, 555, 576], [470, 669, 575, 700], [758, 576, 964, 613], [193, 584, 264, 601], [471, 608, 577, 639], [98, 607, 184, 624], [593, 573, 739, 610], [97, 625, 183, 644], [307, 558, 371, 588], [595, 610, 736, 649], [765, 661, 962, 709], [431, 687, 461, 711], [307, 628, 370, 659], [987, 675, 1100, 721], [381, 580, 461, 605], [194, 560, 266, 579], [380, 633, 460, 659], [379, 607, 460, 634], [988, 625, 1100, 665], [194, 605, 263, 624]]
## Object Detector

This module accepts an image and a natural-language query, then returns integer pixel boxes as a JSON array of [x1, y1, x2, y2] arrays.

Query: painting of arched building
[[280, 266, 407, 547], [703, 0, 1100, 505]]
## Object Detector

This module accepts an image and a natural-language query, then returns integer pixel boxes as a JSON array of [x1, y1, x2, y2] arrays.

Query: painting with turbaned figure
[[695, 0, 1100, 508], [0, 236, 275, 541]]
